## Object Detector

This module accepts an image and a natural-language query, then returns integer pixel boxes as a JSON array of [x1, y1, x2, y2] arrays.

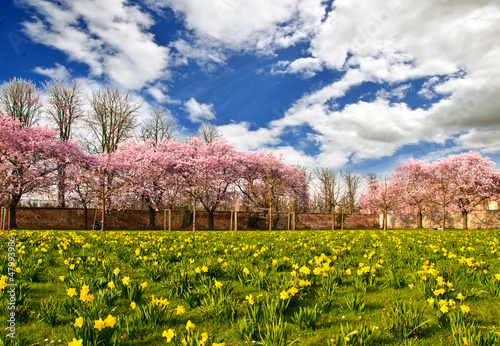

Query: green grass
[[0, 228, 499, 345]]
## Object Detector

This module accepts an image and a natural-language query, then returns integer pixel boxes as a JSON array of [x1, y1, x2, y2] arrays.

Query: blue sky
[[1, 0, 500, 174]]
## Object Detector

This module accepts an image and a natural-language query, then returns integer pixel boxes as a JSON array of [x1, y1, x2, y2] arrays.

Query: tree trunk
[[8, 195, 21, 229], [461, 210, 468, 230], [441, 204, 446, 230], [332, 207, 336, 231], [101, 196, 106, 232], [83, 206, 88, 230], [416, 210, 423, 229], [234, 211, 238, 231], [269, 205, 272, 231], [57, 166, 66, 208], [192, 198, 196, 232], [341, 210, 344, 230], [383, 211, 387, 230], [149, 206, 156, 230], [207, 210, 215, 230]]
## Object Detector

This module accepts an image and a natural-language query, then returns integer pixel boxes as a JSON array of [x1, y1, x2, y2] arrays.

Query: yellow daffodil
[[122, 277, 130, 285], [288, 287, 299, 296], [299, 266, 311, 275], [104, 314, 116, 328], [176, 305, 186, 315], [214, 280, 223, 289], [162, 329, 175, 342], [186, 320, 195, 331], [460, 305, 471, 314], [245, 295, 255, 305], [74, 317, 84, 328], [107, 281, 115, 289], [94, 318, 106, 331], [66, 288, 77, 297], [201, 333, 208, 342], [140, 282, 148, 289], [130, 301, 136, 309], [280, 290, 290, 300], [68, 338, 83, 346], [113, 268, 120, 276]]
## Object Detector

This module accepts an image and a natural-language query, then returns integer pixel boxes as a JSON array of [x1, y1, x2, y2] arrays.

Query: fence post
[[229, 211, 233, 231], [1, 207, 5, 231], [168, 209, 171, 232]]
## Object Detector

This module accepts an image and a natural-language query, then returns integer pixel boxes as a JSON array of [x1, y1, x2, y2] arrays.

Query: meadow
[[0, 228, 499, 346]]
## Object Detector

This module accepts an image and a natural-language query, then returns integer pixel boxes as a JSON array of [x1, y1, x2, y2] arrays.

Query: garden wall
[[12, 208, 380, 230], [385, 210, 500, 229]]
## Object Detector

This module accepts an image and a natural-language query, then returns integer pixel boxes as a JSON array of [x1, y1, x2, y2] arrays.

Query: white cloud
[[149, 0, 327, 61], [263, 0, 500, 166], [184, 97, 216, 123], [376, 83, 411, 100], [33, 63, 71, 80], [268, 146, 316, 167], [271, 57, 323, 78], [217, 122, 282, 151], [21, 0, 170, 90]]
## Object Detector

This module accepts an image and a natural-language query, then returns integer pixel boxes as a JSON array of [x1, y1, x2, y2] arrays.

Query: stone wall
[[12, 208, 380, 230]]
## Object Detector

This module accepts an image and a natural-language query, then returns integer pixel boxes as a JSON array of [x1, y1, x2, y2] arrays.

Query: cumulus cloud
[[184, 97, 216, 123], [271, 57, 323, 78], [33, 63, 71, 80], [217, 122, 282, 151], [148, 0, 326, 61], [20, 0, 170, 90], [263, 0, 500, 166]]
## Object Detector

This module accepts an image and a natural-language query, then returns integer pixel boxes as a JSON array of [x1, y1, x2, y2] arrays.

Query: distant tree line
[[2, 77, 498, 231]]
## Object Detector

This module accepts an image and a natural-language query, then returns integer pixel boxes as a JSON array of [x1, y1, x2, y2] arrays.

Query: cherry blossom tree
[[118, 139, 182, 230], [391, 159, 429, 228], [421, 157, 461, 230], [447, 152, 499, 229], [174, 137, 215, 231], [358, 175, 398, 230], [237, 151, 308, 231], [197, 140, 242, 230], [0, 114, 82, 228], [72, 152, 130, 231]]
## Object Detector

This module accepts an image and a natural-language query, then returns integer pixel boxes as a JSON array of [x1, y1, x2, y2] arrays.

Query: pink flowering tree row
[[359, 152, 500, 230], [0, 114, 308, 230]]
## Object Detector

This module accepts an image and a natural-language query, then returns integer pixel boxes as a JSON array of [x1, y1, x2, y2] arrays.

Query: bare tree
[[314, 167, 343, 230], [87, 86, 140, 153], [45, 79, 85, 141], [45, 79, 85, 207], [140, 106, 178, 145], [0, 77, 43, 126], [197, 122, 223, 144], [342, 170, 362, 214], [365, 172, 378, 185]]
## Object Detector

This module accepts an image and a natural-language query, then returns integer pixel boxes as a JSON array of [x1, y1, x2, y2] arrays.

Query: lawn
[[0, 228, 499, 345]]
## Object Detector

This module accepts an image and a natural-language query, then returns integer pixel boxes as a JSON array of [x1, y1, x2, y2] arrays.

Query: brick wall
[[386, 210, 500, 229], [12, 208, 380, 230]]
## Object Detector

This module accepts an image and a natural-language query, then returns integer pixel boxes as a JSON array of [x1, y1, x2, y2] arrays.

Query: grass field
[[0, 228, 499, 346]]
